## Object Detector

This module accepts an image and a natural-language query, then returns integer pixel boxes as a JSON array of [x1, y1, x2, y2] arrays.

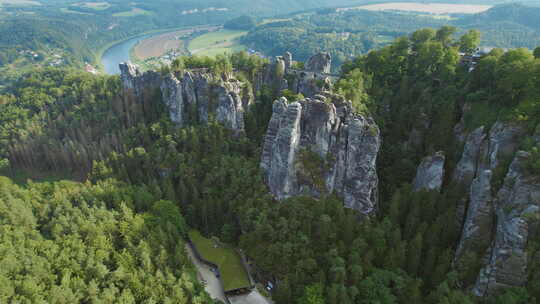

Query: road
[[228, 289, 273, 304], [185, 244, 227, 303]]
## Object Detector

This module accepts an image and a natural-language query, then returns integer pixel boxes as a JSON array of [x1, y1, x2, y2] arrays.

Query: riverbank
[[134, 26, 219, 60], [188, 29, 247, 57], [95, 25, 219, 73]]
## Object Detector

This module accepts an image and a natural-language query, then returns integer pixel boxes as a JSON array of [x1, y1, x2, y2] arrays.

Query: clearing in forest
[[73, 2, 110, 10], [188, 230, 251, 292], [188, 30, 247, 57], [341, 2, 492, 14], [0, 0, 40, 6], [112, 7, 152, 17]]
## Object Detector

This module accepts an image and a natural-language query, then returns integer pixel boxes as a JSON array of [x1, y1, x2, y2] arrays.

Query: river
[[101, 34, 152, 74]]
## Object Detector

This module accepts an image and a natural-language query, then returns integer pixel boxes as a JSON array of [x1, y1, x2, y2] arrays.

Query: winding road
[[185, 244, 227, 303], [185, 243, 273, 304]]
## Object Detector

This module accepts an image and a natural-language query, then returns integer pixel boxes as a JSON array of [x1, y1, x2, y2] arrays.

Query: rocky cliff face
[[119, 62, 161, 96], [305, 52, 332, 74], [261, 92, 380, 215], [452, 122, 525, 226], [120, 62, 252, 132], [453, 122, 525, 189], [454, 169, 494, 266], [412, 152, 445, 192], [453, 126, 486, 187], [257, 52, 334, 98], [449, 120, 535, 295], [473, 151, 540, 296]]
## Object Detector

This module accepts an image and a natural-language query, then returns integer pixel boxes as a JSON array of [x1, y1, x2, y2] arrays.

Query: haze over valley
[[1, 1, 540, 303]]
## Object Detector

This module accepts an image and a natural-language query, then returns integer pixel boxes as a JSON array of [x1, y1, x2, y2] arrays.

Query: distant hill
[[458, 3, 540, 29]]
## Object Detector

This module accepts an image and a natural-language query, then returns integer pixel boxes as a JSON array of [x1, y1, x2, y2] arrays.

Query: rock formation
[[447, 115, 538, 297], [257, 52, 334, 98], [454, 170, 494, 264], [473, 151, 540, 296], [261, 92, 380, 215], [289, 70, 332, 97], [305, 52, 332, 74], [453, 126, 486, 186], [452, 122, 525, 225], [412, 152, 445, 192], [120, 62, 252, 132], [119, 62, 161, 96], [477, 122, 526, 172], [283, 51, 293, 70]]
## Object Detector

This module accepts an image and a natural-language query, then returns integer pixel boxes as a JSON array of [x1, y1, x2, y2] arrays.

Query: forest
[[242, 3, 540, 69], [0, 24, 539, 303]]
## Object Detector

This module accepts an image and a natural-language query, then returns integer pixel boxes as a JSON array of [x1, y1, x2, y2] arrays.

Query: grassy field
[[188, 30, 247, 57], [0, 0, 40, 6], [113, 7, 152, 17], [133, 26, 218, 59], [0, 167, 79, 185], [344, 2, 492, 14], [259, 18, 291, 25], [188, 230, 250, 291], [60, 7, 91, 14], [74, 2, 110, 10]]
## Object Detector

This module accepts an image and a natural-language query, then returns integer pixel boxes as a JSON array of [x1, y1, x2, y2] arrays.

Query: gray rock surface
[[453, 122, 525, 230], [260, 98, 302, 199], [412, 152, 445, 192], [478, 122, 526, 172], [451, 119, 533, 295], [288, 70, 332, 97], [453, 126, 487, 186], [455, 170, 494, 264], [453, 122, 524, 189], [305, 52, 332, 74], [283, 51, 293, 70], [261, 92, 380, 215], [120, 63, 252, 131], [474, 151, 540, 296], [119, 62, 161, 96]]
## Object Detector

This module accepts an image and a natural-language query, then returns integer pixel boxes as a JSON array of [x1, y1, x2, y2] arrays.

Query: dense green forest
[[242, 4, 540, 68], [0, 176, 217, 303], [1, 24, 539, 302]]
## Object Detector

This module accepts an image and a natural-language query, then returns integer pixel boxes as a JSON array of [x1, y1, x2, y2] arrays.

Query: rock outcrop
[[120, 62, 252, 132], [477, 122, 526, 172], [119, 62, 161, 96], [289, 70, 332, 97], [452, 122, 525, 225], [453, 122, 525, 189], [261, 92, 380, 215], [162, 71, 251, 130], [473, 151, 540, 296], [454, 170, 494, 265], [305, 52, 332, 74], [283, 51, 293, 70], [453, 126, 487, 186], [412, 152, 445, 192], [257, 52, 334, 98]]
